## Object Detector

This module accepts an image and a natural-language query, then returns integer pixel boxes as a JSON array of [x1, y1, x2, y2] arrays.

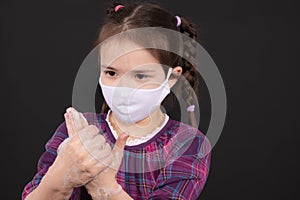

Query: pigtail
[[175, 16, 201, 128], [104, 2, 127, 23]]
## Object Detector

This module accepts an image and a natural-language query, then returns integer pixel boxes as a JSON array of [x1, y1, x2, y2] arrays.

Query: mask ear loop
[[99, 74, 105, 87], [165, 68, 173, 82]]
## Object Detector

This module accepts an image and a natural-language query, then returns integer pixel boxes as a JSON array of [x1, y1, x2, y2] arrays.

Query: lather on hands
[[53, 107, 113, 190], [84, 120, 129, 199], [59, 107, 129, 199]]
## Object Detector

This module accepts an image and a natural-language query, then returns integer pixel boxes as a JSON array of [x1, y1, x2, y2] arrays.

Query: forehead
[[100, 39, 160, 70], [111, 50, 160, 70]]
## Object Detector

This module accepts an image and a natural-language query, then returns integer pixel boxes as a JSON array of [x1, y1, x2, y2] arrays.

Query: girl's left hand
[[84, 131, 129, 199]]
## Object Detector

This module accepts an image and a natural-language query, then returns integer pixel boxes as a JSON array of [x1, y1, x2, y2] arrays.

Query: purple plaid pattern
[[22, 112, 211, 200]]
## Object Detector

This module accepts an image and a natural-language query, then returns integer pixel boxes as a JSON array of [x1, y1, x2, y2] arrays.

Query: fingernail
[[64, 113, 68, 119], [66, 108, 73, 118], [122, 133, 129, 139]]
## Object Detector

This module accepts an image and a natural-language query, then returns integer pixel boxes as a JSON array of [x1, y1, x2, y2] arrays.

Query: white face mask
[[99, 68, 172, 124]]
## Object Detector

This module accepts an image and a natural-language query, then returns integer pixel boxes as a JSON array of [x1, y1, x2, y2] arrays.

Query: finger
[[66, 107, 84, 132], [57, 137, 70, 154], [65, 107, 79, 136], [110, 132, 129, 170], [98, 151, 113, 168], [113, 132, 129, 151], [77, 125, 101, 144], [94, 142, 112, 161], [82, 135, 107, 160], [64, 112, 76, 137], [79, 112, 89, 128], [94, 151, 113, 171], [89, 152, 113, 177], [85, 142, 112, 165]]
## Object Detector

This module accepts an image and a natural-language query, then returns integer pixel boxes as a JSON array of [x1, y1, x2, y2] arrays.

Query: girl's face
[[100, 48, 167, 89]]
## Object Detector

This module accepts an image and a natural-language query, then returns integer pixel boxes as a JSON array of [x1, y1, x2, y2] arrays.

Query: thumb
[[110, 132, 129, 171], [113, 132, 129, 151]]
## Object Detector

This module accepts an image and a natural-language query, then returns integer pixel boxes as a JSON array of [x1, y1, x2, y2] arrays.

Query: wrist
[[107, 184, 123, 198], [90, 182, 122, 200], [39, 170, 73, 198], [44, 157, 74, 192]]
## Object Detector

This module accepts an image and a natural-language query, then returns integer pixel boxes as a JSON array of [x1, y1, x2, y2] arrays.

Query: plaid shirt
[[22, 112, 211, 200]]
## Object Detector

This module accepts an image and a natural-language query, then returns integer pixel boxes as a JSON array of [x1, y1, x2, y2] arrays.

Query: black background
[[1, 0, 299, 199]]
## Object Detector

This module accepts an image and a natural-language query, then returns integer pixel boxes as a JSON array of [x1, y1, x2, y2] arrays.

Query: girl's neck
[[109, 108, 165, 140]]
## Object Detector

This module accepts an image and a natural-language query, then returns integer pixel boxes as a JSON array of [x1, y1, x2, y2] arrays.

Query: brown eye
[[135, 74, 149, 80], [105, 70, 116, 77]]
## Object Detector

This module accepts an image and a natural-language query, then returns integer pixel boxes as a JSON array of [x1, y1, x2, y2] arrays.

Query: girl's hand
[[85, 126, 129, 199], [50, 107, 113, 189]]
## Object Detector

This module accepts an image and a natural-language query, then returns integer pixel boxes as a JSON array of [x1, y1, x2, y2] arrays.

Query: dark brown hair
[[94, 0, 200, 127]]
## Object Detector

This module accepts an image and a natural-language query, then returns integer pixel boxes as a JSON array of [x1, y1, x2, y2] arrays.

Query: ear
[[168, 66, 183, 88]]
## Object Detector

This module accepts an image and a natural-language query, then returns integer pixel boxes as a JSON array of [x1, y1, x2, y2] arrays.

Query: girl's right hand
[[49, 107, 113, 190]]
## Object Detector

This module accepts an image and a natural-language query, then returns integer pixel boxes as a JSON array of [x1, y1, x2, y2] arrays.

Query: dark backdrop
[[1, 0, 299, 199]]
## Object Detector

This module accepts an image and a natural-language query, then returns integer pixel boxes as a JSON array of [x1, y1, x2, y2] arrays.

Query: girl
[[22, 1, 211, 199]]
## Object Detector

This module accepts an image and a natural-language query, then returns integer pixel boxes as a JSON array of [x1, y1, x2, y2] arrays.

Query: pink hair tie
[[187, 105, 195, 112], [114, 5, 124, 12], [175, 15, 181, 27]]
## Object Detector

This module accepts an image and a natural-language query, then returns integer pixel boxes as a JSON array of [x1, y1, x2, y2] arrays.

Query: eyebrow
[[101, 65, 156, 73], [130, 69, 156, 73], [100, 65, 118, 71]]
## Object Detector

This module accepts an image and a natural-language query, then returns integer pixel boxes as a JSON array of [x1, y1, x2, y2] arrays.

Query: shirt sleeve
[[149, 132, 211, 200], [21, 122, 69, 200], [21, 112, 101, 200]]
